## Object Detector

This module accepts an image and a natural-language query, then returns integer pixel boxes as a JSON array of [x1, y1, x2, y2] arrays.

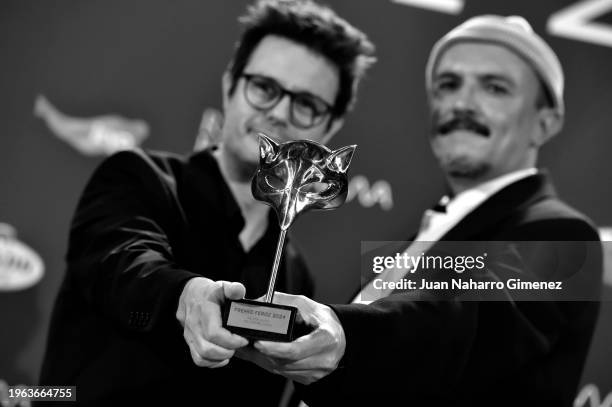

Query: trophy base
[[222, 299, 298, 342]]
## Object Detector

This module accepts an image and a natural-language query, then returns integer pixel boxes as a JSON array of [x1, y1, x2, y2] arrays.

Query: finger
[[196, 307, 249, 349], [255, 335, 320, 360], [207, 359, 231, 369], [263, 354, 332, 373], [221, 281, 246, 300], [202, 325, 249, 350], [254, 340, 299, 359], [254, 330, 325, 360], [193, 339, 236, 361], [236, 348, 334, 384], [188, 344, 231, 368], [269, 292, 301, 307], [185, 327, 235, 361]]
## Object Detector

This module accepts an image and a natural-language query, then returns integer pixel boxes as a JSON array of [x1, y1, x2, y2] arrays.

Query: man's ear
[[194, 108, 223, 152], [320, 117, 345, 145], [533, 108, 564, 147]]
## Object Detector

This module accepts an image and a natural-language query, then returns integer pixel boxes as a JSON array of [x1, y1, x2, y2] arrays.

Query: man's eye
[[294, 96, 319, 115], [434, 80, 458, 93], [252, 79, 278, 98], [485, 83, 508, 95]]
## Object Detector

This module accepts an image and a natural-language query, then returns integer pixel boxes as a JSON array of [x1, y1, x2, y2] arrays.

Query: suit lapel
[[355, 173, 558, 298], [440, 172, 556, 241]]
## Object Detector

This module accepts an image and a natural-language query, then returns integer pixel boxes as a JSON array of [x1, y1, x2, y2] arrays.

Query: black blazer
[[301, 173, 603, 407], [38, 149, 314, 406]]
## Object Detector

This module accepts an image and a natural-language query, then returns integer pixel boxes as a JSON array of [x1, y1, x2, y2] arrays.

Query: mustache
[[435, 114, 490, 137]]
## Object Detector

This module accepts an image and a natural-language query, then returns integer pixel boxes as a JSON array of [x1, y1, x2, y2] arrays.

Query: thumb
[[222, 281, 246, 300], [270, 292, 303, 307]]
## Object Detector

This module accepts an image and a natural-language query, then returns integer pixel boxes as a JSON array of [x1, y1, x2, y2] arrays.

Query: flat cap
[[425, 15, 564, 114]]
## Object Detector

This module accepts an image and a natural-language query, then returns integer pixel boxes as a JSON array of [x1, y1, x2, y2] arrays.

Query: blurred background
[[1, 0, 611, 403]]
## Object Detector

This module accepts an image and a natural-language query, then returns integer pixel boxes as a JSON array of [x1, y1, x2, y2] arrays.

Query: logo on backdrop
[[34, 94, 149, 156], [575, 383, 612, 407], [392, 0, 612, 48], [0, 223, 44, 291], [347, 175, 394, 210]]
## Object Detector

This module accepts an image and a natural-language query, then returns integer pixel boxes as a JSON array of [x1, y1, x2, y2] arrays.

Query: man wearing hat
[[238, 15, 603, 406]]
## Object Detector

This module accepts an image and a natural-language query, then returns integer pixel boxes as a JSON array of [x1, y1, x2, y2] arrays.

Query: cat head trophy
[[252, 133, 356, 230]]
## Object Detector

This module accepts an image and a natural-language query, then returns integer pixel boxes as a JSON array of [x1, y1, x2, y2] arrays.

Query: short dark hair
[[227, 0, 376, 118]]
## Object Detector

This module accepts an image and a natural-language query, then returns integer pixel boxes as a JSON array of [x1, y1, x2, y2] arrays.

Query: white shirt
[[415, 168, 538, 242], [353, 168, 538, 304]]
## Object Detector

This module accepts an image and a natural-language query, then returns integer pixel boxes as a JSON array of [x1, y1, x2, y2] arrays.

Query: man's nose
[[265, 94, 292, 128], [451, 84, 478, 113]]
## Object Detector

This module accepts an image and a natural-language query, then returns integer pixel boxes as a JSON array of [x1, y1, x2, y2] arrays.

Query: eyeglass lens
[[244, 74, 331, 128]]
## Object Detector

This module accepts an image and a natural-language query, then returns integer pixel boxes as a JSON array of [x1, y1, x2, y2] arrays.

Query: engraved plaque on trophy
[[222, 133, 356, 341]]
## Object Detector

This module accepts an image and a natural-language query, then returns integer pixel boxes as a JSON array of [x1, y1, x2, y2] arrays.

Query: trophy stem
[[264, 229, 287, 303]]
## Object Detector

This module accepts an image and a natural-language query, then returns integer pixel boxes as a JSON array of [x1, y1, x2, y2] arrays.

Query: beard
[[437, 153, 491, 180]]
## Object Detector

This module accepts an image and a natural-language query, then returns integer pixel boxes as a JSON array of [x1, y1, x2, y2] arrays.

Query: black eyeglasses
[[241, 73, 334, 129]]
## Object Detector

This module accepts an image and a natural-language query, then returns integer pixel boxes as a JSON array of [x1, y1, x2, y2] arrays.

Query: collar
[[445, 167, 538, 217], [416, 168, 539, 242], [442, 170, 556, 241]]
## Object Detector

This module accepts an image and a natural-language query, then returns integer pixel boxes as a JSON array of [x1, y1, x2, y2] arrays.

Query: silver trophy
[[223, 133, 356, 341]]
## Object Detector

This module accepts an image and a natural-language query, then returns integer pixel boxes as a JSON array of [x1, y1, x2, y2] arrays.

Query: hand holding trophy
[[222, 133, 356, 341]]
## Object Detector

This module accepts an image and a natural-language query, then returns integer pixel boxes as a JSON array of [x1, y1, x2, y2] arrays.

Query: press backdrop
[[1, 0, 611, 401]]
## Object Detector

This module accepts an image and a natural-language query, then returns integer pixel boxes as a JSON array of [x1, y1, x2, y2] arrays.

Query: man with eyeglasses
[[38, 0, 375, 405], [241, 73, 336, 129]]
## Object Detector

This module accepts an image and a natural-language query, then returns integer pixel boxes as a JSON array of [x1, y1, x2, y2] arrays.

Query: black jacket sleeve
[[299, 218, 602, 406], [65, 150, 199, 333]]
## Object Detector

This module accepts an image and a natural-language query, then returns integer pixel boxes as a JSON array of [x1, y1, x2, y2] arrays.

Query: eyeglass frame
[[240, 73, 336, 129]]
